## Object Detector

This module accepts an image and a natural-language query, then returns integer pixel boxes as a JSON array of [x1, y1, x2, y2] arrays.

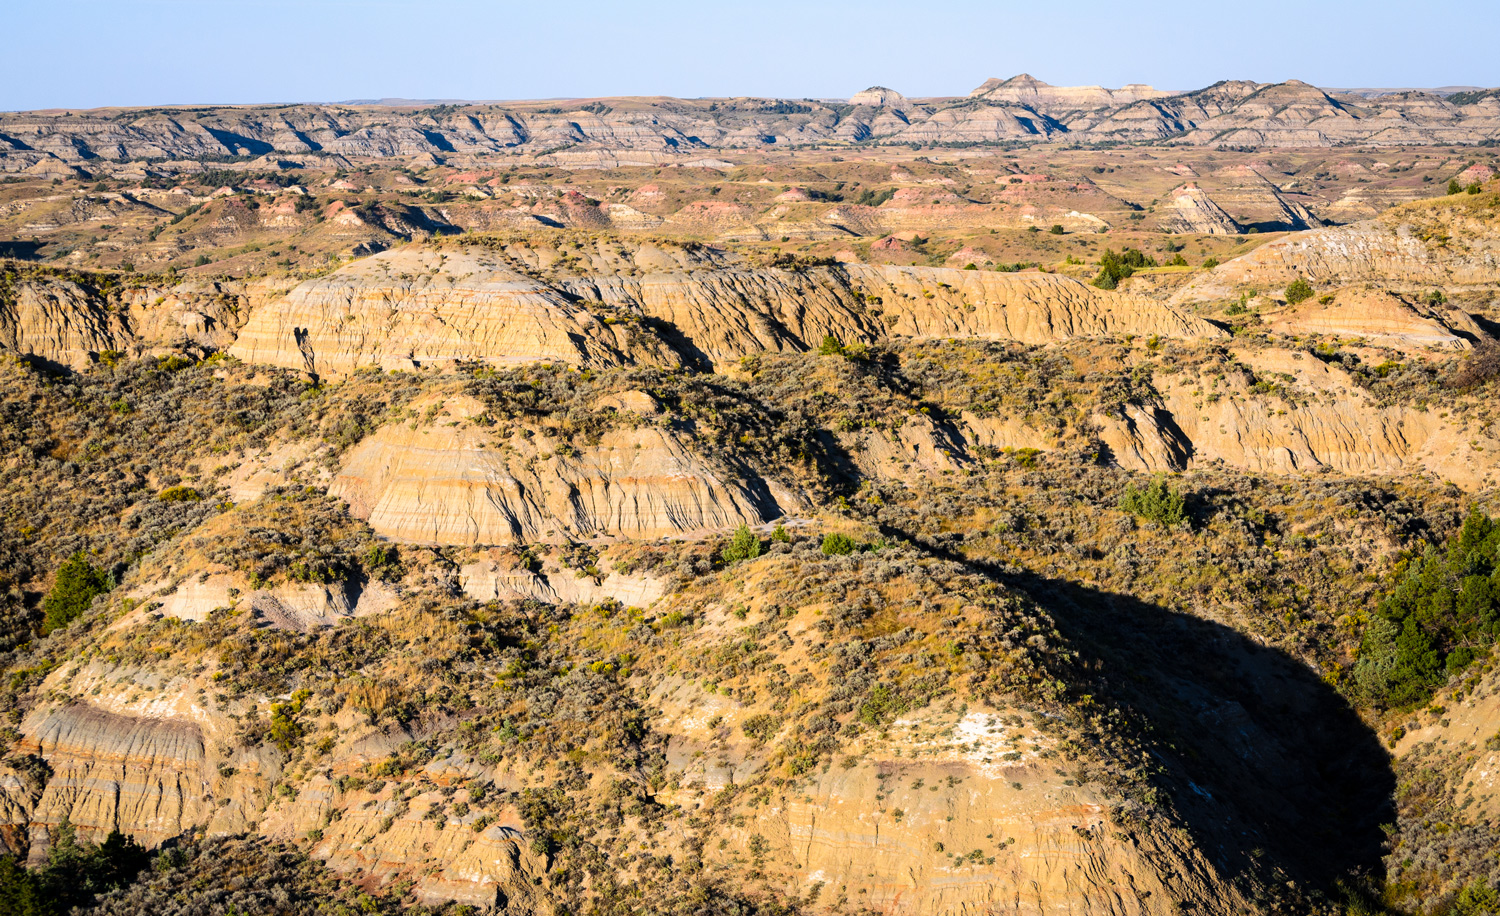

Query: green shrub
[[770, 522, 791, 543], [1118, 477, 1187, 528], [41, 553, 110, 635], [821, 532, 858, 556], [268, 689, 311, 754], [0, 819, 150, 914], [1049, 224, 1065, 235], [1453, 879, 1500, 915], [1285, 277, 1315, 305], [1352, 508, 1500, 708], [363, 543, 402, 581], [1007, 447, 1041, 468], [1092, 248, 1155, 290], [157, 485, 201, 502], [858, 685, 907, 725], [817, 335, 844, 357], [741, 714, 782, 745], [1202, 257, 1220, 269], [1448, 178, 1463, 195], [720, 524, 762, 566]]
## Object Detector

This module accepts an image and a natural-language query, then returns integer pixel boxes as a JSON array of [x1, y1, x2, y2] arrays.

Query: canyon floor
[[1, 95, 1500, 916]]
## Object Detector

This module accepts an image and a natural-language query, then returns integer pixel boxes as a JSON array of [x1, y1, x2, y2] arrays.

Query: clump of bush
[[267, 689, 311, 754], [741, 714, 782, 745], [1449, 342, 1500, 392], [1351, 508, 1499, 708], [1118, 477, 1187, 528], [821, 532, 859, 556], [720, 524, 762, 566], [1092, 248, 1155, 290], [41, 553, 110, 635], [1284, 277, 1315, 305]]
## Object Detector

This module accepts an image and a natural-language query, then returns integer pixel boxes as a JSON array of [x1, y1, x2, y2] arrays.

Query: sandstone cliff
[[1162, 185, 1243, 235], [329, 392, 788, 545], [1174, 188, 1500, 302], [0, 275, 134, 369], [227, 247, 661, 378], [226, 242, 1225, 377]]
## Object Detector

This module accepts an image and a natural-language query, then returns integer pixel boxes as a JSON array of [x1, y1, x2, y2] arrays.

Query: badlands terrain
[[1, 77, 1500, 916]]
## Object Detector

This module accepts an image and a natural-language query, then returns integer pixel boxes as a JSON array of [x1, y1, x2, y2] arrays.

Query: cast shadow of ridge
[[1018, 570, 1391, 895], [885, 526, 1393, 898]]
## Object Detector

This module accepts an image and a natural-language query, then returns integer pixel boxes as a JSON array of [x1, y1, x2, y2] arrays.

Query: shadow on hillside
[[0, 241, 44, 260], [882, 524, 1393, 899]]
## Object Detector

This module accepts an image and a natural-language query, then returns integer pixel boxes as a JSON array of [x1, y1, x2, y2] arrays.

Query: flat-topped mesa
[[969, 74, 1172, 110], [226, 247, 657, 379], [848, 86, 908, 108]]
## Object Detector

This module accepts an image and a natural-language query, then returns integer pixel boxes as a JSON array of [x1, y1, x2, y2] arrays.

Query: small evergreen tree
[[1093, 248, 1156, 290], [821, 532, 858, 556], [41, 553, 109, 635], [1285, 277, 1315, 305], [720, 524, 762, 566], [1448, 178, 1463, 194], [1119, 477, 1187, 527]]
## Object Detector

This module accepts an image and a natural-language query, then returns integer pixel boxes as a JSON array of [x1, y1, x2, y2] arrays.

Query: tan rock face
[[1174, 198, 1500, 302], [1094, 347, 1500, 488], [225, 244, 1224, 377], [1, 669, 276, 864], [227, 247, 654, 378], [125, 571, 397, 631], [329, 393, 787, 545], [854, 266, 1227, 345], [848, 87, 908, 108], [0, 277, 133, 368], [460, 550, 668, 607], [565, 267, 883, 368], [970, 74, 1172, 114], [1267, 288, 1481, 350], [1163, 185, 1242, 235], [257, 769, 548, 912]]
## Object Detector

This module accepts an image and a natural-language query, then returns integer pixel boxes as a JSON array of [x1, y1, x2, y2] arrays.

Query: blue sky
[[4, 0, 1494, 110]]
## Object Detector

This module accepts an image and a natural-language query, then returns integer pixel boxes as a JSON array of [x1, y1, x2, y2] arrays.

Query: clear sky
[[4, 0, 1495, 110]]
